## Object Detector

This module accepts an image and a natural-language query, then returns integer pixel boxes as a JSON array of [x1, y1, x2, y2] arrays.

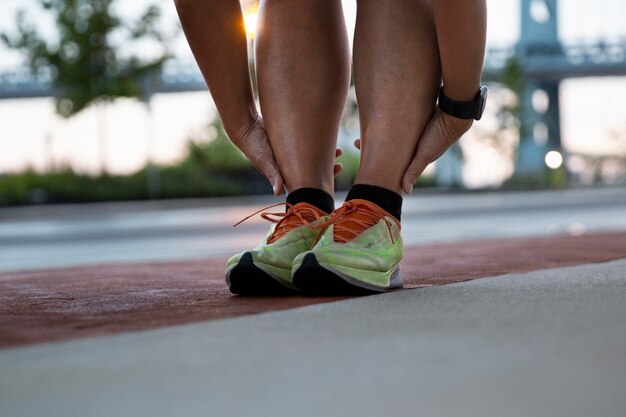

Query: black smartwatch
[[438, 85, 488, 121]]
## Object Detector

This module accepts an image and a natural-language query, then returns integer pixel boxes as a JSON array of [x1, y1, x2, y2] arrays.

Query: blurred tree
[[1, 0, 171, 117], [184, 118, 253, 173], [181, 117, 273, 194], [2, 0, 173, 180], [486, 59, 525, 159], [473, 58, 527, 185]]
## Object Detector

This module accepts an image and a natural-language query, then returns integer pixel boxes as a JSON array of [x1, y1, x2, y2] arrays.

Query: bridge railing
[[1, 38, 625, 99], [484, 38, 626, 81], [0, 59, 208, 99]]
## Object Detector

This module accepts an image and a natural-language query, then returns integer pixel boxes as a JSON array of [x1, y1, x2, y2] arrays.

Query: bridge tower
[[516, 0, 563, 177]]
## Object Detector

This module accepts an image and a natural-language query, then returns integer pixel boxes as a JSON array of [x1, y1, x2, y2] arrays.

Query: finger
[[401, 119, 438, 194], [273, 173, 284, 196], [354, 138, 361, 150], [333, 162, 343, 176], [267, 162, 284, 196], [250, 152, 284, 196], [335, 147, 343, 159], [235, 117, 286, 196], [401, 126, 452, 194], [402, 155, 430, 194]]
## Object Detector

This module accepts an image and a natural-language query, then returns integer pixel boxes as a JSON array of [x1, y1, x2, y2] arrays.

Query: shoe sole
[[292, 253, 403, 296], [226, 252, 298, 296]]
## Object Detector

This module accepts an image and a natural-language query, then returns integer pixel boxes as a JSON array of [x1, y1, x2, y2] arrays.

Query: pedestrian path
[[2, 231, 625, 348], [3, 186, 626, 273], [2, 258, 625, 417]]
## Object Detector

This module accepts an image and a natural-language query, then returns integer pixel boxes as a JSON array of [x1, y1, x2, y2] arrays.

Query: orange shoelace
[[313, 199, 401, 244], [233, 202, 328, 244]]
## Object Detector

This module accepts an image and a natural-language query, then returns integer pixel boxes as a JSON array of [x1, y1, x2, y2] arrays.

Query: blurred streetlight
[[244, 12, 258, 39], [545, 150, 563, 169], [243, 4, 259, 99]]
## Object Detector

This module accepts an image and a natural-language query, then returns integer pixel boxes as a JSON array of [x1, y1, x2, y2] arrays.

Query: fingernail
[[272, 182, 278, 195], [407, 184, 414, 195]]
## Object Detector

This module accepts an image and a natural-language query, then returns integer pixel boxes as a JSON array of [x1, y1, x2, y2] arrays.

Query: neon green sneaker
[[226, 202, 329, 295], [292, 199, 403, 294]]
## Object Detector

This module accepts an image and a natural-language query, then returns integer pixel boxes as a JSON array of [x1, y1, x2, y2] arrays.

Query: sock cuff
[[345, 184, 403, 221], [286, 188, 334, 214]]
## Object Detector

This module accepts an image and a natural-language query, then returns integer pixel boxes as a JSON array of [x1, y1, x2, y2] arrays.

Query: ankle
[[345, 183, 403, 221], [286, 188, 335, 214], [284, 179, 334, 199], [353, 173, 403, 195]]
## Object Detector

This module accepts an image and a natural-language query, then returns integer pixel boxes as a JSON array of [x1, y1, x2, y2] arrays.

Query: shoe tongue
[[333, 207, 380, 243], [268, 203, 325, 243], [291, 202, 326, 222]]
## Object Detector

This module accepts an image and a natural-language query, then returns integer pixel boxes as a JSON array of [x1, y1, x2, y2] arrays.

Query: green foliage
[[181, 119, 252, 173], [0, 118, 269, 206], [0, 169, 146, 205], [474, 57, 531, 186], [1, 0, 171, 117], [0, 115, 440, 206], [334, 149, 360, 190], [333, 148, 435, 191], [483, 58, 526, 153], [502, 58, 525, 97], [501, 57, 527, 140], [504, 165, 567, 189], [500, 57, 566, 188], [0, 167, 247, 206]]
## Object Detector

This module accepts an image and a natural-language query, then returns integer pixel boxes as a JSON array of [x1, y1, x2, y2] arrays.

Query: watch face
[[476, 85, 488, 120]]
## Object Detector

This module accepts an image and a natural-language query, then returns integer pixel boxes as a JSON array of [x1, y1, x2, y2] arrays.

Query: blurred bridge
[[2, 38, 625, 99], [1, 0, 625, 177], [483, 39, 626, 81], [0, 60, 209, 100]]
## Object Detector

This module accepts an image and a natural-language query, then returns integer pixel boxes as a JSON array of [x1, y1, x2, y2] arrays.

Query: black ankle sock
[[286, 188, 334, 214], [345, 184, 403, 221]]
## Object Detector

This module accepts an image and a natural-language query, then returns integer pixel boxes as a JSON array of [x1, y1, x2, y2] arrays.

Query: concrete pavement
[[3, 231, 626, 348], [1, 259, 625, 417]]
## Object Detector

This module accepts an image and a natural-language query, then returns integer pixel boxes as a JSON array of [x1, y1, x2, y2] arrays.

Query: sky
[[0, 0, 625, 187]]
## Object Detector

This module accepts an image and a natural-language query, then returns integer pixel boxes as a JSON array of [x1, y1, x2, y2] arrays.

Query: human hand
[[352, 108, 472, 194], [231, 114, 284, 196], [401, 108, 473, 194], [232, 114, 345, 196]]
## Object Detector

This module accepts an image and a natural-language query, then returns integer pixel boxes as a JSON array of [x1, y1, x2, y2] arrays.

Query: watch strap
[[438, 86, 487, 121]]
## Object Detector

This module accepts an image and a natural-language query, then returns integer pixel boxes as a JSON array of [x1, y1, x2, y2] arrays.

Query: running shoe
[[226, 202, 329, 295], [292, 199, 403, 295]]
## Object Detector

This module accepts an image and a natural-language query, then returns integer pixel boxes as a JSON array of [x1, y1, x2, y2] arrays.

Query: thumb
[[401, 119, 440, 194], [402, 151, 430, 195], [257, 156, 284, 196], [239, 118, 285, 196], [272, 172, 284, 196], [245, 147, 284, 196]]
